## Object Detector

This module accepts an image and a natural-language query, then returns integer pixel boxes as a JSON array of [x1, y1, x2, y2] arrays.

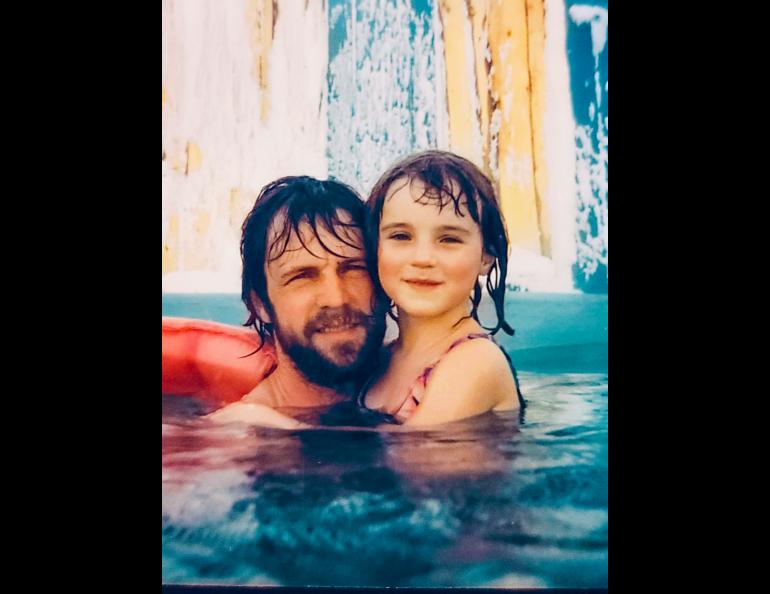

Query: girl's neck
[[395, 303, 482, 357]]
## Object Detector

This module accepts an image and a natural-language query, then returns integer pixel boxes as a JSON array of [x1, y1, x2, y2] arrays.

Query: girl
[[359, 150, 524, 426]]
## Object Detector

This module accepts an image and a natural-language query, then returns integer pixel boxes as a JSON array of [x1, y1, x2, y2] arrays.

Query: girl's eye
[[387, 233, 411, 241], [440, 236, 462, 244]]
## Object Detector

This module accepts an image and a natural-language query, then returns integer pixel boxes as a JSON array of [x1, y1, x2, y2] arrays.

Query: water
[[162, 294, 608, 588]]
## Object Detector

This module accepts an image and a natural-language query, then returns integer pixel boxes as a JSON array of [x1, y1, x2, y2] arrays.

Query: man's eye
[[342, 264, 367, 273], [287, 272, 311, 283]]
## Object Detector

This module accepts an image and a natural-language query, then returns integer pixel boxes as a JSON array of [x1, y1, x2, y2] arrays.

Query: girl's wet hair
[[241, 175, 368, 348], [365, 150, 514, 336]]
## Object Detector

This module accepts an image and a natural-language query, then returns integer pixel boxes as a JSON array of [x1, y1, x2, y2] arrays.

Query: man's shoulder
[[240, 377, 277, 407], [242, 340, 278, 403]]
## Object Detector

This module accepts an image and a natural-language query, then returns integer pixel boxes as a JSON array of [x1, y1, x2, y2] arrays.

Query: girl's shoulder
[[421, 333, 516, 401], [436, 332, 512, 374], [404, 334, 519, 425]]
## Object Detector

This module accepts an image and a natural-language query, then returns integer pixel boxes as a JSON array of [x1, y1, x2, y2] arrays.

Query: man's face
[[260, 211, 384, 387]]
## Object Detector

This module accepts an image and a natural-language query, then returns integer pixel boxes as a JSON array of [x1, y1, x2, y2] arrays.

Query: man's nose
[[317, 271, 349, 308]]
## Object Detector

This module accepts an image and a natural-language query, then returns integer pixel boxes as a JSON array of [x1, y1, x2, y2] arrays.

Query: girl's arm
[[403, 338, 519, 427]]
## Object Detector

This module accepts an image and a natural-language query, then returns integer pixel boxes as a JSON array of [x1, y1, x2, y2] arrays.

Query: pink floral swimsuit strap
[[391, 332, 493, 422]]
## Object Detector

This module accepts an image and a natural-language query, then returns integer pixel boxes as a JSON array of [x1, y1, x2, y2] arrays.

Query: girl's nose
[[410, 241, 436, 268]]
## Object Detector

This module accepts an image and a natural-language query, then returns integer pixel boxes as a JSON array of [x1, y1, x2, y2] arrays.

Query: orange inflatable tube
[[162, 317, 277, 404]]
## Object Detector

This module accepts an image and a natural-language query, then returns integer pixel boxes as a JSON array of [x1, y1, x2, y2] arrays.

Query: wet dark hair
[[365, 150, 514, 336], [241, 175, 368, 347]]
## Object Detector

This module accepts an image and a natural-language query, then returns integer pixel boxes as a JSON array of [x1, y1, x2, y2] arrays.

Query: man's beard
[[272, 304, 386, 390]]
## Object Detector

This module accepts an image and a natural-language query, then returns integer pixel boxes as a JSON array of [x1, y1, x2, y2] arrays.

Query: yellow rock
[[185, 142, 203, 174], [439, 0, 550, 256], [438, 0, 482, 164], [487, 0, 542, 254], [162, 215, 178, 273], [247, 0, 274, 122]]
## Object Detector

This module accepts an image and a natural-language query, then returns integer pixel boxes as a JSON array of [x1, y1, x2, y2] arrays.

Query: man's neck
[[259, 344, 349, 408]]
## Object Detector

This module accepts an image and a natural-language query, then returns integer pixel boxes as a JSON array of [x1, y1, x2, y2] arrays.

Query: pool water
[[162, 294, 608, 588]]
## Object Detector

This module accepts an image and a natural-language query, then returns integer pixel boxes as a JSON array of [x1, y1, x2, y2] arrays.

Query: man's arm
[[207, 402, 309, 430]]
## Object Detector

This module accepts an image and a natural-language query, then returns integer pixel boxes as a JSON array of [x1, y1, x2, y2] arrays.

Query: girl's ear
[[250, 290, 271, 323], [480, 251, 495, 276]]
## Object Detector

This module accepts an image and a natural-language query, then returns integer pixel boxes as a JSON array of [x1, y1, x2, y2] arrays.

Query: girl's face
[[377, 177, 493, 320]]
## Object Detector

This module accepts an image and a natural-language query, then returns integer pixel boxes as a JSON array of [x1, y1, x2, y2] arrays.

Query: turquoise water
[[162, 293, 608, 588], [162, 292, 608, 374]]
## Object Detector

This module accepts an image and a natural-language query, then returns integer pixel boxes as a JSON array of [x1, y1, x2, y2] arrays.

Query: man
[[162, 176, 387, 427]]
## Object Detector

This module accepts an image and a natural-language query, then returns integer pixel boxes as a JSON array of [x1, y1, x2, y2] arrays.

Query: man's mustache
[[304, 306, 373, 338]]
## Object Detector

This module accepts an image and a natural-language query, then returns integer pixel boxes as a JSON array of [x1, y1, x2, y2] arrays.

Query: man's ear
[[480, 251, 495, 276], [250, 290, 271, 324]]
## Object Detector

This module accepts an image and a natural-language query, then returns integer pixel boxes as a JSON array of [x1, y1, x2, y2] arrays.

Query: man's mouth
[[305, 306, 370, 340], [315, 322, 362, 334]]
